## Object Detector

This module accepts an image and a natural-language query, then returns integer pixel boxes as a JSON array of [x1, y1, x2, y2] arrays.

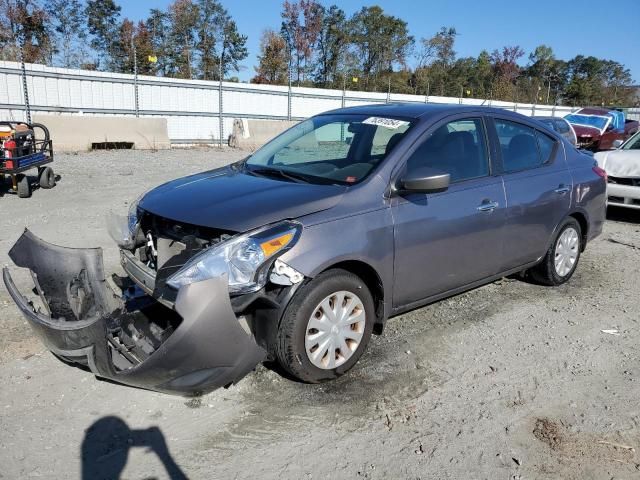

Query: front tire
[[530, 218, 582, 286], [275, 269, 375, 383]]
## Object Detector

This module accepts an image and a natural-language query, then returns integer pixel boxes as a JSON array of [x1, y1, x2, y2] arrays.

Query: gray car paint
[[139, 165, 347, 232], [281, 106, 605, 318], [3, 104, 606, 395]]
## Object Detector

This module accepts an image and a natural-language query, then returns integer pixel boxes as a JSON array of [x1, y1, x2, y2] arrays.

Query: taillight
[[592, 165, 607, 181]]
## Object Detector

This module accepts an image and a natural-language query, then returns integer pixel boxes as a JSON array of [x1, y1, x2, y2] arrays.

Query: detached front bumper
[[2, 230, 267, 395]]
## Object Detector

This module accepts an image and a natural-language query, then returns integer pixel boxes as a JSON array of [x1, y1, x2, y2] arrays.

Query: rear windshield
[[564, 114, 609, 132], [246, 114, 415, 185]]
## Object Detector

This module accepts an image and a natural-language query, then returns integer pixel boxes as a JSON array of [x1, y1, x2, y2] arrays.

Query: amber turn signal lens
[[260, 232, 294, 257]]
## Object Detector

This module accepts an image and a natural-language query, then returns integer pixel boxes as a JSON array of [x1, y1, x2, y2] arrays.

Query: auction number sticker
[[362, 117, 409, 129]]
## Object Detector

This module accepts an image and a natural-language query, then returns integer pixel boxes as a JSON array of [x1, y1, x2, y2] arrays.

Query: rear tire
[[17, 174, 31, 198], [275, 269, 375, 383], [530, 217, 581, 286], [38, 166, 56, 189]]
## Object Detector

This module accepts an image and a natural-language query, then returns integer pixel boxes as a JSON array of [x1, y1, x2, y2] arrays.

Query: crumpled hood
[[595, 150, 640, 178], [572, 125, 602, 137], [139, 165, 346, 232]]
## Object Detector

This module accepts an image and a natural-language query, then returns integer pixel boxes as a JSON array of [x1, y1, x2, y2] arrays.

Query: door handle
[[555, 185, 571, 195], [477, 201, 499, 212]]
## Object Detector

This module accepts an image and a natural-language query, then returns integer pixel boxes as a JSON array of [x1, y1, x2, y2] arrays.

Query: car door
[[489, 116, 573, 271], [391, 116, 506, 308]]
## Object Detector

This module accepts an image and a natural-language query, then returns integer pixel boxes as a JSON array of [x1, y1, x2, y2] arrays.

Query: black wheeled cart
[[0, 122, 55, 198]]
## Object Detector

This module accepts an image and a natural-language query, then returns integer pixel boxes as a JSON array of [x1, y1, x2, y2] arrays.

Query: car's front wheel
[[530, 217, 582, 286], [275, 269, 375, 383]]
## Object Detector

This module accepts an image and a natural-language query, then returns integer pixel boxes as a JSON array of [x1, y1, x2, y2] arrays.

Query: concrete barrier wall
[[33, 114, 171, 151], [229, 118, 298, 150]]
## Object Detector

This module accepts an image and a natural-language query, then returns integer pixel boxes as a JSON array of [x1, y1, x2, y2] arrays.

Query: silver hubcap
[[554, 227, 579, 277], [305, 291, 366, 370]]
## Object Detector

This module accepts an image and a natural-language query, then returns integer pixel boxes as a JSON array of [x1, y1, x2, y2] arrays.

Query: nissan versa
[[3, 104, 607, 395]]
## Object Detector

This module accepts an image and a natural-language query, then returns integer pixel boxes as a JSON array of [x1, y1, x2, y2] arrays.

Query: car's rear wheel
[[530, 217, 582, 286], [275, 269, 375, 383]]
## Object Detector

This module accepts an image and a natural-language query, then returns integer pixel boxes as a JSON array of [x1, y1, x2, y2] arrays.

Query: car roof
[[578, 107, 615, 116], [319, 102, 528, 121], [534, 116, 566, 121]]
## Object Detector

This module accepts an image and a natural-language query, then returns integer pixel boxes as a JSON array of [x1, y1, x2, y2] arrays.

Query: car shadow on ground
[[607, 206, 640, 224], [81, 416, 188, 480]]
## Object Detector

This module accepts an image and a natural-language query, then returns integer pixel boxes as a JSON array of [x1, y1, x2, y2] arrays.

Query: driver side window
[[405, 118, 489, 183]]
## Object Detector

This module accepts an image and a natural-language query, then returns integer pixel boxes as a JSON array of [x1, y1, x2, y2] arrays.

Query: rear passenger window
[[495, 120, 541, 173], [536, 131, 556, 164], [405, 118, 489, 183]]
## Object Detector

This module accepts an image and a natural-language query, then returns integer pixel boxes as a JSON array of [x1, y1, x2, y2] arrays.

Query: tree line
[[0, 0, 636, 106]]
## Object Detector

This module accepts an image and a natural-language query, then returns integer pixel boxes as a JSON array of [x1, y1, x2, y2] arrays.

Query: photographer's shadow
[[81, 416, 188, 480]]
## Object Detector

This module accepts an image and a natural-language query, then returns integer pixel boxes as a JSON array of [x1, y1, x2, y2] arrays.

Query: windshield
[[564, 114, 609, 132], [245, 114, 414, 185], [622, 131, 640, 150]]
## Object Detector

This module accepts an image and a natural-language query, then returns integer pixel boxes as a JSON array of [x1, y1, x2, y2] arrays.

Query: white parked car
[[595, 131, 640, 209]]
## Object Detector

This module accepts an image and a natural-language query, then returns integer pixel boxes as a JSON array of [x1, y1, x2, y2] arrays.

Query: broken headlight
[[166, 221, 301, 294], [107, 192, 147, 249]]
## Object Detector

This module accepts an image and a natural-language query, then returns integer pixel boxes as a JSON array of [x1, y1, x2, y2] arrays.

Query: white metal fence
[[1, 60, 637, 144]]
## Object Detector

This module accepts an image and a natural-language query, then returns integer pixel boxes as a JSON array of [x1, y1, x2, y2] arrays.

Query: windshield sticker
[[362, 117, 410, 130]]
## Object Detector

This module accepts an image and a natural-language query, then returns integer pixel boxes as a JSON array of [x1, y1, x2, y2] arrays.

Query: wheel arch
[[317, 260, 387, 334], [568, 210, 589, 252]]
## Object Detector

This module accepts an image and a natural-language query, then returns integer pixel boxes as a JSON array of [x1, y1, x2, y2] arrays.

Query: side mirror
[[398, 167, 450, 194], [612, 139, 623, 149]]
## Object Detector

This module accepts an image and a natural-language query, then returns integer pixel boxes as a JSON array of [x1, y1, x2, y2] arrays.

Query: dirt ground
[[0, 149, 639, 480]]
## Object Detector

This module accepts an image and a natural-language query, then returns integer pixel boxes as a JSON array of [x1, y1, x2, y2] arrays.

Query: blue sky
[[124, 0, 640, 83]]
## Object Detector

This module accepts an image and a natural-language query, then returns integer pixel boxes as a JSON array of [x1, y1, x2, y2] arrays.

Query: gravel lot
[[1, 149, 639, 480]]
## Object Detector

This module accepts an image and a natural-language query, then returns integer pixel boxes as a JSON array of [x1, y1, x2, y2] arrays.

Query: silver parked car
[[3, 104, 607, 395], [595, 130, 640, 209], [535, 116, 578, 146]]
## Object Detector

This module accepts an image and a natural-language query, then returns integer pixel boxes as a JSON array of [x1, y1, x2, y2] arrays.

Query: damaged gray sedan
[[3, 104, 607, 395]]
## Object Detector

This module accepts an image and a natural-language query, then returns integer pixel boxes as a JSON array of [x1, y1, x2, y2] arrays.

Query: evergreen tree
[[348, 6, 414, 90], [85, 0, 122, 70], [315, 5, 348, 87]]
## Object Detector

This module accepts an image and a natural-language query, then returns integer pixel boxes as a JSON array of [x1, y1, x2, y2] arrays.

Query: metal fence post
[[386, 77, 391, 104], [287, 48, 293, 121], [218, 61, 223, 148], [19, 33, 31, 123], [132, 37, 139, 118]]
